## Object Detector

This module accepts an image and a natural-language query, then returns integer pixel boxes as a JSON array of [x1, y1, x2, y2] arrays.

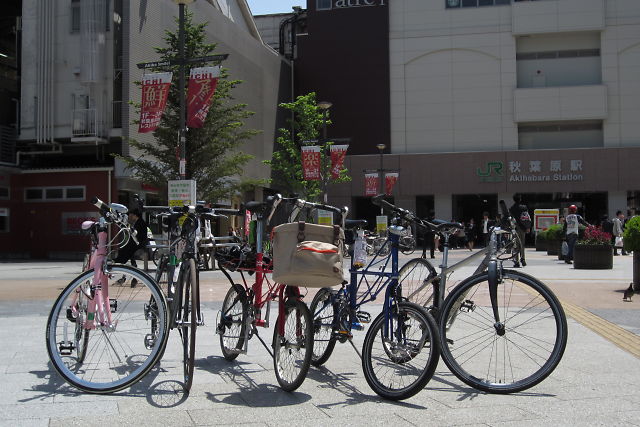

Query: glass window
[[462, 0, 478, 6], [495, 0, 511, 4], [71, 0, 81, 33], [479, 0, 493, 5], [25, 189, 43, 200], [446, 0, 461, 7], [0, 210, 8, 233], [317, 0, 332, 10], [0, 187, 8, 199], [66, 187, 85, 200], [46, 188, 64, 199]]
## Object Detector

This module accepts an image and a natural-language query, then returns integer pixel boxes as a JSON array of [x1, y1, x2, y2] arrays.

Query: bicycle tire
[[400, 237, 417, 256], [273, 297, 313, 392], [46, 265, 169, 393], [219, 284, 248, 361], [178, 259, 198, 392], [439, 269, 568, 394], [309, 288, 337, 367], [398, 258, 438, 310], [361, 301, 440, 400]]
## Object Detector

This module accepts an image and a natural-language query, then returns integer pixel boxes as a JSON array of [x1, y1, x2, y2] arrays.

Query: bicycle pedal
[[256, 319, 267, 327], [356, 311, 371, 324], [351, 321, 364, 331], [197, 313, 205, 327], [58, 341, 74, 355], [336, 329, 353, 339], [109, 299, 118, 313]]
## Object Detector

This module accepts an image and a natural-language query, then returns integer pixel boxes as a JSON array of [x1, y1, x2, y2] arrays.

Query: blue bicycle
[[307, 196, 440, 401]]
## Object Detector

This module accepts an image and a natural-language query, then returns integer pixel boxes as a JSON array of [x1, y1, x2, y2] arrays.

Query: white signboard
[[168, 180, 196, 207]]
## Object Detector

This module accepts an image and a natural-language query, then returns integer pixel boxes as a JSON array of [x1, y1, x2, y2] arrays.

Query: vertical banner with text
[[301, 146, 321, 180], [330, 144, 348, 179], [364, 173, 379, 196], [385, 172, 399, 195], [139, 72, 173, 133], [187, 66, 221, 128]]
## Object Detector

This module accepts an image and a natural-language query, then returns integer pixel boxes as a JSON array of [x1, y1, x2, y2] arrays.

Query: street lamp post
[[173, 0, 195, 179], [318, 101, 332, 204]]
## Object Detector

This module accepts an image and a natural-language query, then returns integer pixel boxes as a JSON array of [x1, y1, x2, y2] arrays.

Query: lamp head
[[317, 101, 333, 110], [376, 144, 386, 151]]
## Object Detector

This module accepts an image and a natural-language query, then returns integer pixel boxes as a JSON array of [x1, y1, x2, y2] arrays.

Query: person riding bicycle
[[563, 205, 590, 265]]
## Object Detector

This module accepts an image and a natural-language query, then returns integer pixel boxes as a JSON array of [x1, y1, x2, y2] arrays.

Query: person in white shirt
[[562, 205, 590, 265], [612, 210, 627, 256]]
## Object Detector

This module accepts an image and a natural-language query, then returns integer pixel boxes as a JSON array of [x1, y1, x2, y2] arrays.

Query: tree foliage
[[116, 11, 262, 202], [265, 92, 350, 201]]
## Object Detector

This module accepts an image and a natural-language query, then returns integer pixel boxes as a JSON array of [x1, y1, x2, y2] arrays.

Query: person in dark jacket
[[421, 210, 436, 259], [509, 194, 531, 268], [114, 209, 149, 267]]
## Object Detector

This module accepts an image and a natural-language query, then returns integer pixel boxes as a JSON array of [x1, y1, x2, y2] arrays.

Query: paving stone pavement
[[1, 249, 640, 426]]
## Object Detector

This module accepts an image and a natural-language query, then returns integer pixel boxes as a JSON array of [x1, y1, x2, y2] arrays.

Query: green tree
[[116, 12, 262, 203], [265, 93, 351, 202]]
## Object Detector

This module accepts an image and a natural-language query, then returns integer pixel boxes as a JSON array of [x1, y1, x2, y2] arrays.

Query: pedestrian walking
[[612, 210, 627, 256], [509, 194, 531, 268], [421, 210, 436, 259], [481, 212, 493, 248], [563, 205, 590, 265], [114, 208, 149, 267], [465, 218, 476, 250]]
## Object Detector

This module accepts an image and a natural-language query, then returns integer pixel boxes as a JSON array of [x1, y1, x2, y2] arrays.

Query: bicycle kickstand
[[254, 325, 274, 358]]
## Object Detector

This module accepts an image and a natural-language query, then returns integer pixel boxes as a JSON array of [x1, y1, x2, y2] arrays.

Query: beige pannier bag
[[272, 222, 345, 287]]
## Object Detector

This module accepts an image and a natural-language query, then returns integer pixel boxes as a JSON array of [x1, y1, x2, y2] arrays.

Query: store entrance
[[452, 194, 498, 223], [521, 192, 607, 225]]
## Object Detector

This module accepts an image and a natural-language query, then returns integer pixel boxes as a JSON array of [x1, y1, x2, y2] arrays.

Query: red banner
[[385, 172, 399, 195], [365, 173, 379, 196], [187, 66, 221, 128], [330, 144, 348, 179], [139, 72, 173, 133], [302, 146, 321, 180]]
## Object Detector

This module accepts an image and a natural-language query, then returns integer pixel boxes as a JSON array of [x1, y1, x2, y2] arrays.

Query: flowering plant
[[577, 226, 611, 245]]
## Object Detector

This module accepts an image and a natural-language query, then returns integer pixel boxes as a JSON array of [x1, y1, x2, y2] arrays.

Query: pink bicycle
[[46, 197, 169, 393]]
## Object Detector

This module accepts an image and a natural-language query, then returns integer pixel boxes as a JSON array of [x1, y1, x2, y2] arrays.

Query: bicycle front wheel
[[398, 258, 438, 309], [46, 266, 168, 393], [273, 297, 313, 392], [309, 288, 337, 367], [362, 301, 440, 400], [440, 269, 568, 394], [177, 258, 198, 392]]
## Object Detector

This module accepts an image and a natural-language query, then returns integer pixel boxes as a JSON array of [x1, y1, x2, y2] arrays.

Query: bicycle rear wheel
[[398, 258, 438, 309], [177, 259, 198, 392], [46, 266, 168, 393], [273, 297, 313, 392], [309, 288, 337, 367], [362, 301, 440, 400], [440, 269, 568, 394], [218, 284, 248, 361]]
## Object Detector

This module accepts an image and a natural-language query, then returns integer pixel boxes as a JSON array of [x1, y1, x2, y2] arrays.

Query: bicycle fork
[[487, 259, 505, 336]]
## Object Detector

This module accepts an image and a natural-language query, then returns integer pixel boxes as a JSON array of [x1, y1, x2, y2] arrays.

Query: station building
[[264, 0, 640, 227]]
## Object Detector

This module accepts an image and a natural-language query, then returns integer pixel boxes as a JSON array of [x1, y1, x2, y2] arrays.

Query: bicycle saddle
[[431, 219, 463, 233]]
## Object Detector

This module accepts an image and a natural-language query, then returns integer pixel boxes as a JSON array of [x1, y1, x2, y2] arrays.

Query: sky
[[245, 0, 305, 15]]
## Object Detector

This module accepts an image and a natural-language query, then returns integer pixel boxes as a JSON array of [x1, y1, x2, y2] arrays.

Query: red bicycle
[[216, 195, 313, 391]]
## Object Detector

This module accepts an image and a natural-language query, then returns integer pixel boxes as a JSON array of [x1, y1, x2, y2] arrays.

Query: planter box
[[535, 237, 547, 252], [573, 244, 613, 269], [546, 239, 561, 256]]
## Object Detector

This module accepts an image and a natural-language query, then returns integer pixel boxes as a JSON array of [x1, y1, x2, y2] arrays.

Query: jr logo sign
[[477, 161, 504, 183]]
